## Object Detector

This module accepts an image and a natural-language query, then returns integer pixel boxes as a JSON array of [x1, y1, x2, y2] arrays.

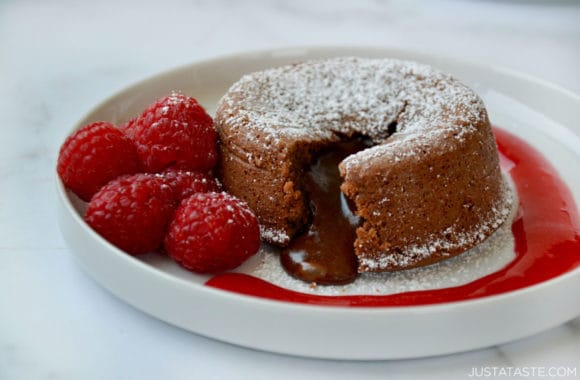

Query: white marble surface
[[1, 0, 580, 378]]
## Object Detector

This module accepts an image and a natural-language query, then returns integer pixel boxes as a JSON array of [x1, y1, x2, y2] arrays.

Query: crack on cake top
[[217, 57, 487, 158]]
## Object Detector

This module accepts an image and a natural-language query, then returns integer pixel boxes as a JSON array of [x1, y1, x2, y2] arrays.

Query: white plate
[[56, 47, 580, 360]]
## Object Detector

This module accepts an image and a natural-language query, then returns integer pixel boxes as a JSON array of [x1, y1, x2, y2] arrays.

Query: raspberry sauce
[[206, 128, 580, 307]]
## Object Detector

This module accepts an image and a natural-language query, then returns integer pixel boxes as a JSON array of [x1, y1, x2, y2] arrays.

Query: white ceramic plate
[[56, 47, 580, 360]]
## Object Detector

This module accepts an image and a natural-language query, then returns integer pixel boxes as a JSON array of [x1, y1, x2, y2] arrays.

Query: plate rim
[[97, 45, 580, 108]]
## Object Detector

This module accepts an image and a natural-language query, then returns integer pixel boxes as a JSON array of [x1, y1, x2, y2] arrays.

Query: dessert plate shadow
[[56, 47, 580, 360]]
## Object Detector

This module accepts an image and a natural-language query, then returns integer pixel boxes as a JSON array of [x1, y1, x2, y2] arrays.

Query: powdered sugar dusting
[[217, 57, 486, 156], [259, 225, 290, 245], [245, 179, 518, 296]]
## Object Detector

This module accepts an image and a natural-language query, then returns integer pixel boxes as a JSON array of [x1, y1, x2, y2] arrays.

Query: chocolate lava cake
[[215, 58, 512, 272]]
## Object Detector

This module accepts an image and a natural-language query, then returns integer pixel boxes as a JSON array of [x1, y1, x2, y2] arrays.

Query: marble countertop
[[1, 0, 579, 378]]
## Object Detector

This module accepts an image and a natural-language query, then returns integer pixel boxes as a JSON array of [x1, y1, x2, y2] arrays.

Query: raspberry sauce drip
[[280, 140, 367, 285], [206, 128, 580, 307]]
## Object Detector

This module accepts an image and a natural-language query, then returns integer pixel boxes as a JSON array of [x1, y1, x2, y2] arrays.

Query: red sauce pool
[[206, 128, 580, 307]]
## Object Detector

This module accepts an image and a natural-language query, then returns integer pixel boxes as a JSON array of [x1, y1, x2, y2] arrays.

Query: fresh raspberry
[[126, 92, 217, 173], [161, 167, 221, 201], [57, 122, 140, 201], [121, 117, 137, 133], [85, 173, 176, 255], [165, 192, 260, 273]]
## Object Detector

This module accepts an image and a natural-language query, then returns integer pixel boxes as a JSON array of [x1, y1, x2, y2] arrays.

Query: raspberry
[[57, 122, 140, 201], [161, 167, 221, 201], [126, 93, 217, 173], [165, 192, 260, 273], [121, 117, 137, 133], [85, 174, 176, 255]]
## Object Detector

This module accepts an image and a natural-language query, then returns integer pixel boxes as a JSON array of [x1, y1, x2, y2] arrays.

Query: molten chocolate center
[[280, 140, 369, 285]]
